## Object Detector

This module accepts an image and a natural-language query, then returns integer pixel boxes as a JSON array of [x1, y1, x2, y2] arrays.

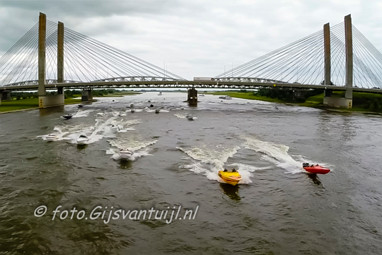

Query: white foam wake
[[177, 144, 240, 182], [108, 138, 158, 161], [39, 111, 142, 145], [242, 136, 304, 174], [72, 109, 94, 118]]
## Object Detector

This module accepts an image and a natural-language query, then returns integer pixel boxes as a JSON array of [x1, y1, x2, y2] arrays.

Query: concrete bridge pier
[[1, 91, 11, 101], [38, 93, 65, 108], [81, 87, 93, 102], [323, 91, 352, 108], [187, 87, 197, 106]]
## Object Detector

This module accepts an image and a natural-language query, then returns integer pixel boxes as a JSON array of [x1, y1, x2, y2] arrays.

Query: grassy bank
[[0, 97, 82, 113], [0, 89, 141, 113], [211, 91, 382, 113], [64, 89, 140, 98], [97, 91, 141, 97], [210, 91, 285, 103]]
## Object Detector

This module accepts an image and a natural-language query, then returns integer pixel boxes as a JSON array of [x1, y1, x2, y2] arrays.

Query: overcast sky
[[0, 0, 381, 80]]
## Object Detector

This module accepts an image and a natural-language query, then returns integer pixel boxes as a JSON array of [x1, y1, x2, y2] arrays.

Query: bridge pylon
[[323, 14, 353, 109], [38, 12, 64, 109]]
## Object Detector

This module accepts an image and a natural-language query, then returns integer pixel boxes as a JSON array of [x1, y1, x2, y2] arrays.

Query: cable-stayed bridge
[[0, 18, 184, 87], [216, 22, 382, 89], [0, 13, 381, 108]]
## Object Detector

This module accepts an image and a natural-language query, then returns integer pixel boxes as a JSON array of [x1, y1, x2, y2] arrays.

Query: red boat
[[302, 163, 330, 174]]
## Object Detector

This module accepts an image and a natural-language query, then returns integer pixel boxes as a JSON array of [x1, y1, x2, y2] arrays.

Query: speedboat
[[62, 114, 72, 120], [219, 95, 232, 100], [186, 114, 195, 121], [302, 163, 330, 174], [119, 149, 133, 160], [77, 135, 88, 145], [218, 169, 241, 186], [46, 133, 58, 142]]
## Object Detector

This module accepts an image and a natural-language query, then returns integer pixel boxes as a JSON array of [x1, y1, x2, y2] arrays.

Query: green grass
[[65, 98, 82, 104], [0, 97, 82, 113], [209, 91, 285, 103], [0, 91, 140, 113], [300, 93, 324, 108], [211, 91, 382, 113], [97, 91, 141, 97], [0, 98, 39, 112], [0, 90, 140, 113]]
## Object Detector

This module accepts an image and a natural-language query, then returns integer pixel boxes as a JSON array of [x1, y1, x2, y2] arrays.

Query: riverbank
[[211, 91, 382, 113], [0, 98, 82, 113], [0, 90, 141, 113], [96, 91, 141, 97]]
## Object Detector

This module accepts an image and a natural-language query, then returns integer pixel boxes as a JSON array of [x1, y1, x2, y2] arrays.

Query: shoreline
[[0, 99, 82, 114], [2, 91, 381, 115], [0, 91, 140, 114], [210, 91, 382, 114]]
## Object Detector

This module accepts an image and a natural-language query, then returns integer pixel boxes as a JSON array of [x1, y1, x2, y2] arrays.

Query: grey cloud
[[1, 0, 180, 17], [1, 0, 381, 79]]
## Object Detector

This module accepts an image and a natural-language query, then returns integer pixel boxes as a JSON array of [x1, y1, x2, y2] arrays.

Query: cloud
[[1, 0, 382, 80], [0, 0, 178, 18]]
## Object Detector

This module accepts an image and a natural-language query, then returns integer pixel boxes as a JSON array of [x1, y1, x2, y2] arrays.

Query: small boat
[[158, 92, 162, 96], [119, 149, 133, 160], [155, 109, 160, 114], [78, 104, 83, 108], [131, 109, 135, 113], [219, 95, 232, 100], [46, 133, 58, 142], [62, 114, 72, 120], [77, 135, 88, 145], [303, 163, 330, 174], [186, 114, 195, 121], [218, 169, 241, 186]]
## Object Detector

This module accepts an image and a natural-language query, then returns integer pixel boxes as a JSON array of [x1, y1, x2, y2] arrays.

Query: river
[[0, 92, 381, 254]]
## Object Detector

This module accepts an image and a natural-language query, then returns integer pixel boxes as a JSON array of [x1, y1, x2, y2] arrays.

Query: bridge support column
[[38, 13, 65, 109], [38, 12, 46, 99], [344, 14, 353, 108], [187, 87, 197, 106], [324, 23, 331, 85], [0, 91, 11, 105], [57, 21, 64, 97], [323, 96, 352, 108], [323, 15, 352, 109], [82, 87, 93, 102], [38, 94, 65, 108], [1, 91, 11, 101]]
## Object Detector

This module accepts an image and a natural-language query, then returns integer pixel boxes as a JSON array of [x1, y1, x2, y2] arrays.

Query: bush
[[255, 87, 323, 103]]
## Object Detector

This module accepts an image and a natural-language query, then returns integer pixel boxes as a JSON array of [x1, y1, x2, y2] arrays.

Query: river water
[[0, 92, 381, 254]]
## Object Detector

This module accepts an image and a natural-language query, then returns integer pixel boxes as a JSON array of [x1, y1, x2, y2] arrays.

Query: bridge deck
[[1, 80, 381, 94]]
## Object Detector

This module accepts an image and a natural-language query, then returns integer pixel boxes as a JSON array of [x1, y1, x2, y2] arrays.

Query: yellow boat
[[218, 170, 241, 186]]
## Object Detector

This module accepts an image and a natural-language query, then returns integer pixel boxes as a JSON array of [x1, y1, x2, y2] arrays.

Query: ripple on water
[[1, 93, 382, 254]]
